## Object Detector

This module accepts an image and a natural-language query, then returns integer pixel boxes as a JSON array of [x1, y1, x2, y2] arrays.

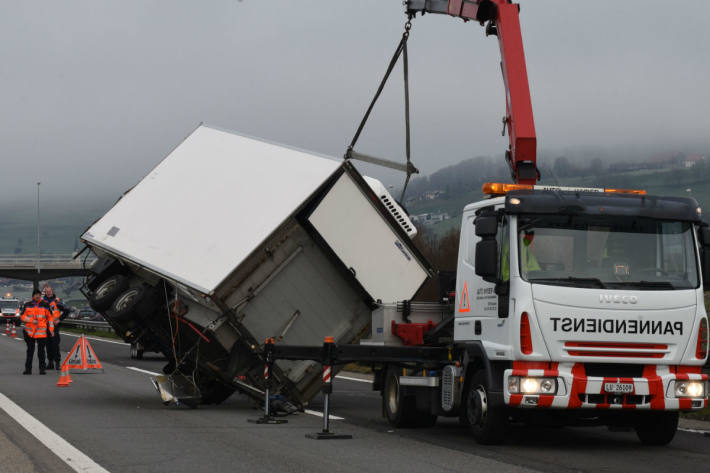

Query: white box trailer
[[80, 125, 432, 406]]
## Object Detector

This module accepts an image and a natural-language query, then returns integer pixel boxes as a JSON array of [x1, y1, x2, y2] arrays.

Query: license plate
[[604, 382, 633, 394]]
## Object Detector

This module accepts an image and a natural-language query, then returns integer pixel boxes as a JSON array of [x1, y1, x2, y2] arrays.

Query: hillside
[[406, 154, 710, 236]]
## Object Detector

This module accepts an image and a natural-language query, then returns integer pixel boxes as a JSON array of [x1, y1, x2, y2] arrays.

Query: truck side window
[[498, 218, 509, 281], [465, 216, 477, 267]]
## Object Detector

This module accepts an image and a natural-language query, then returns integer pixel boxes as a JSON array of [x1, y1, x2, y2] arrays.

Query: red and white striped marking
[[263, 364, 270, 380], [322, 365, 332, 384], [505, 361, 708, 410]]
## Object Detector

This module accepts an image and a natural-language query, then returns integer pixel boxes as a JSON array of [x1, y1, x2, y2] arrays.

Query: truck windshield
[[517, 215, 699, 290]]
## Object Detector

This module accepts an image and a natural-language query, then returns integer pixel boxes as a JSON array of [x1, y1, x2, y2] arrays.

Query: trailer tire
[[383, 368, 435, 427], [464, 371, 507, 445], [106, 285, 158, 324], [89, 274, 129, 312], [635, 412, 678, 446]]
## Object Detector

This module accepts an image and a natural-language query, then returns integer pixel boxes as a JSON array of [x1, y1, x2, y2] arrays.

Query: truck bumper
[[503, 362, 709, 411]]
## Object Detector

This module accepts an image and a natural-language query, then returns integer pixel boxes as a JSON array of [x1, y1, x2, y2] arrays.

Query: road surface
[[1, 331, 709, 473]]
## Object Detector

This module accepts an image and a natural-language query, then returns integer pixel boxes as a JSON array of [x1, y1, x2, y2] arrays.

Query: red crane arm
[[406, 0, 538, 184]]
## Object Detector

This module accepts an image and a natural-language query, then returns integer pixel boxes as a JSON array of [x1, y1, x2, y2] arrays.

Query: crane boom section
[[406, 0, 537, 184]]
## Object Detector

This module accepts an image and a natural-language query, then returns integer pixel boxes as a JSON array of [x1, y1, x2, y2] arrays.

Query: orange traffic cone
[[10, 324, 16, 338], [57, 366, 71, 387], [4, 321, 8, 335]]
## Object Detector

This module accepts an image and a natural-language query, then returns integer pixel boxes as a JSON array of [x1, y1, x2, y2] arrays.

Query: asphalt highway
[[1, 331, 709, 473]]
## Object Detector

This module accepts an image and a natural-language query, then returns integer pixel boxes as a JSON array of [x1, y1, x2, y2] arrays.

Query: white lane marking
[[678, 427, 710, 435], [126, 366, 161, 376], [63, 333, 129, 346], [0, 393, 110, 473], [304, 409, 345, 421], [335, 374, 372, 384]]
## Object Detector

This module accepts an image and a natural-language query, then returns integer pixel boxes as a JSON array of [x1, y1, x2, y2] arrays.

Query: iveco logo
[[599, 294, 638, 304]]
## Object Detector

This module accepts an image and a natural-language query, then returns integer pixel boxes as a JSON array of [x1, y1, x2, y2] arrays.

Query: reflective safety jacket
[[43, 295, 65, 324], [20, 301, 54, 339]]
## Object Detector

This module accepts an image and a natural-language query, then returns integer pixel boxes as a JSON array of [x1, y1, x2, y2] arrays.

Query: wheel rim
[[386, 375, 400, 415], [115, 289, 139, 311], [468, 384, 488, 427], [96, 279, 117, 299]]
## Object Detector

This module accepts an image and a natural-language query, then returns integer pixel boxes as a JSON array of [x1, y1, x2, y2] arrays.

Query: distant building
[[684, 153, 706, 168], [411, 212, 451, 225]]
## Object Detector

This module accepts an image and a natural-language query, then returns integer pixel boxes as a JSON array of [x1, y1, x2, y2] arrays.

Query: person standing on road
[[43, 284, 67, 370], [20, 289, 54, 375]]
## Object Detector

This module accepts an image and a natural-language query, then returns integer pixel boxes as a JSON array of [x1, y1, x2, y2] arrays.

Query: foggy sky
[[1, 0, 709, 209]]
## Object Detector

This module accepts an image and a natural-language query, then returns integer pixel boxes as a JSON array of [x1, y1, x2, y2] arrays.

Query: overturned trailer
[[81, 125, 432, 406]]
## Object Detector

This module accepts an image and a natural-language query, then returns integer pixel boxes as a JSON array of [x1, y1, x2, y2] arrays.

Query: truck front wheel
[[463, 371, 507, 445], [635, 412, 678, 446]]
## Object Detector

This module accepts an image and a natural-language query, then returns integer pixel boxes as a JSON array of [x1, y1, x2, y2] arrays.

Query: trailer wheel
[[635, 412, 678, 446], [464, 371, 507, 445], [130, 343, 145, 360], [89, 274, 129, 312], [106, 285, 159, 324], [382, 368, 436, 427]]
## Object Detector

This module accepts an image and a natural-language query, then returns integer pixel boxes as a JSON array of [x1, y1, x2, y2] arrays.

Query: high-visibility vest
[[45, 297, 62, 323], [20, 302, 54, 339]]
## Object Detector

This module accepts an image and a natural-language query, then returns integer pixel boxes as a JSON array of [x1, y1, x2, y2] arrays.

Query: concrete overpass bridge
[[0, 254, 96, 290]]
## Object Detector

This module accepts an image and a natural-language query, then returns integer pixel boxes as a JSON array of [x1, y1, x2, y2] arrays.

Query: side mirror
[[475, 215, 498, 237], [702, 249, 710, 288], [475, 239, 498, 281], [700, 227, 710, 247]]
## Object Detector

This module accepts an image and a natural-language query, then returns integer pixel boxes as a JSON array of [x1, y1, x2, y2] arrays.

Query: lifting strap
[[344, 18, 419, 202]]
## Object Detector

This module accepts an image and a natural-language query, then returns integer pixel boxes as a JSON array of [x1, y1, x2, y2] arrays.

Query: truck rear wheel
[[635, 412, 678, 446], [89, 274, 128, 312], [383, 367, 436, 428], [463, 371, 507, 445]]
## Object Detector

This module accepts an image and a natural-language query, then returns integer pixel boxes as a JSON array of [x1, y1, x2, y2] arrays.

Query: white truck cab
[[451, 183, 709, 444]]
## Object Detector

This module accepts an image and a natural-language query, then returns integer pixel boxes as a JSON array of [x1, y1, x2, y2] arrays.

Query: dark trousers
[[47, 329, 61, 364], [24, 331, 47, 372]]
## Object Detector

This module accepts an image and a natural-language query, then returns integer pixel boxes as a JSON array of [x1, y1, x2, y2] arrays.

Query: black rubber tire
[[88, 274, 128, 312], [464, 370, 508, 445], [382, 367, 437, 428], [635, 412, 678, 446], [106, 285, 155, 324]]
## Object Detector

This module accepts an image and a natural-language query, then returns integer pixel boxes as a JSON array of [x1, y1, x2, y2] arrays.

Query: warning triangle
[[458, 281, 470, 313], [62, 335, 103, 372]]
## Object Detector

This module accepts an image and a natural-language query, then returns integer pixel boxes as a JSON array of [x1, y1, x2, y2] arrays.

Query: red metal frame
[[408, 0, 538, 184]]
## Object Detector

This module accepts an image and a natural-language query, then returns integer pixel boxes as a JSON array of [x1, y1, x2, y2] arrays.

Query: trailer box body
[[81, 125, 431, 405]]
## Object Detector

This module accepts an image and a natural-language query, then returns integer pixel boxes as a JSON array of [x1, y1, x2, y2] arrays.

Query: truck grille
[[579, 393, 651, 406], [564, 341, 668, 359]]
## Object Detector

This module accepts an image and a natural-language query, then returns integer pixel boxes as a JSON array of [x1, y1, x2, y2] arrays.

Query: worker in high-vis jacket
[[21, 289, 54, 375], [502, 230, 541, 281], [43, 284, 67, 370]]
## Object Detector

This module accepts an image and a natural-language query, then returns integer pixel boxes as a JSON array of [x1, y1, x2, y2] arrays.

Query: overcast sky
[[1, 0, 709, 209]]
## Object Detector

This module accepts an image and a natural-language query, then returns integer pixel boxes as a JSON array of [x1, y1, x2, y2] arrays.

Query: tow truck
[[261, 0, 709, 445]]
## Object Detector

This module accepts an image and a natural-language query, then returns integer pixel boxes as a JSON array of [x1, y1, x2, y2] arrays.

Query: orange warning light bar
[[603, 188, 646, 195], [482, 182, 646, 196], [482, 183, 533, 195]]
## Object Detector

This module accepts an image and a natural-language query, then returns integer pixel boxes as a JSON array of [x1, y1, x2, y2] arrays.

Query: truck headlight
[[508, 376, 557, 394], [675, 381, 705, 398]]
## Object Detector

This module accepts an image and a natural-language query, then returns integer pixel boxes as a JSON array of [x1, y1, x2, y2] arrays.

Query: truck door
[[454, 208, 509, 343]]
